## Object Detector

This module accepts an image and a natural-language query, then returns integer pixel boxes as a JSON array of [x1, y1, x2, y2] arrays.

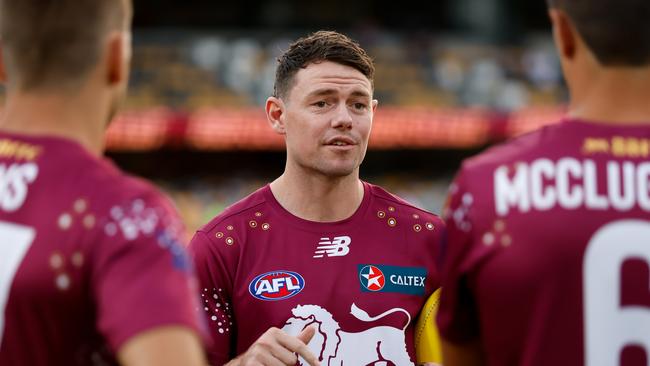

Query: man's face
[[280, 61, 376, 178]]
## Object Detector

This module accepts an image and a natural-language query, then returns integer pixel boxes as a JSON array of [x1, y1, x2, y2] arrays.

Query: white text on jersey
[[494, 158, 650, 215], [0, 163, 38, 212], [313, 236, 352, 258]]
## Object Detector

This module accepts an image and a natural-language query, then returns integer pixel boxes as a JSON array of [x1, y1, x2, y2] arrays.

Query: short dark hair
[[547, 0, 650, 66], [0, 0, 132, 91], [273, 30, 375, 99]]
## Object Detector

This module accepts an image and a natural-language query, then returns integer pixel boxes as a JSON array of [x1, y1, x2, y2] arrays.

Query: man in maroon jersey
[[436, 0, 650, 365], [190, 30, 445, 365], [0, 0, 207, 365]]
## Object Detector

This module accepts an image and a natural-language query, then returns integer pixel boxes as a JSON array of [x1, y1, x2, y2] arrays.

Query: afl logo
[[359, 265, 385, 291], [249, 270, 305, 301]]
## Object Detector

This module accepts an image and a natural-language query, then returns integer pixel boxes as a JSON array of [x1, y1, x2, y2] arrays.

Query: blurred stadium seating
[[104, 30, 566, 151]]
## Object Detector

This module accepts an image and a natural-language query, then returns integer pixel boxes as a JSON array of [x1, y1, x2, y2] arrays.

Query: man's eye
[[353, 103, 367, 110], [313, 101, 327, 108]]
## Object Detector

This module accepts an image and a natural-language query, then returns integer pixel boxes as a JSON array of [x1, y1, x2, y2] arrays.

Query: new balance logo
[[313, 236, 351, 258]]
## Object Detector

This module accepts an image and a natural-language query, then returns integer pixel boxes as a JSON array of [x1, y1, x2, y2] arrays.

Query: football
[[415, 288, 443, 365]]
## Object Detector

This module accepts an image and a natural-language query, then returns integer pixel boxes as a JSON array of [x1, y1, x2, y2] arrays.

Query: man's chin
[[316, 163, 359, 178]]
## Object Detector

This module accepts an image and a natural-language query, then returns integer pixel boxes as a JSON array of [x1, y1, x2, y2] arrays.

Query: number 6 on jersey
[[584, 220, 650, 366]]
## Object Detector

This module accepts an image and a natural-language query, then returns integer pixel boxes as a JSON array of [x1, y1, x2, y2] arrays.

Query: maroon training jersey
[[437, 118, 650, 365], [190, 182, 445, 365], [0, 132, 204, 365]]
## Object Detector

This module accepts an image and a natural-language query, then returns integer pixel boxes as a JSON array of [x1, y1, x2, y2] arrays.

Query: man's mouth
[[326, 136, 357, 146]]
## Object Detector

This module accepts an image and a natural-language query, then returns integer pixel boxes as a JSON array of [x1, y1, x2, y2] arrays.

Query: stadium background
[[18, 0, 569, 231]]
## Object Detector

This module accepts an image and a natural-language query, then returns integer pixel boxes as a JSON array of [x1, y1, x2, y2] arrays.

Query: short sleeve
[[436, 167, 482, 344], [91, 191, 205, 353], [189, 230, 238, 365]]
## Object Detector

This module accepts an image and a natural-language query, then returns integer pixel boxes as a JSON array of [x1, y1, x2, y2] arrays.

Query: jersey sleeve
[[436, 167, 483, 344], [189, 230, 238, 365], [90, 190, 206, 353]]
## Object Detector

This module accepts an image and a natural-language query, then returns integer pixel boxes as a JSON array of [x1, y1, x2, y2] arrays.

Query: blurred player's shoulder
[[60, 142, 175, 215], [8, 132, 181, 232], [0, 131, 166, 203], [460, 118, 567, 175], [366, 182, 444, 226]]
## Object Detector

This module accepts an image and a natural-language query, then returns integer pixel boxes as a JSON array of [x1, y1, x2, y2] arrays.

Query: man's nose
[[331, 103, 353, 129]]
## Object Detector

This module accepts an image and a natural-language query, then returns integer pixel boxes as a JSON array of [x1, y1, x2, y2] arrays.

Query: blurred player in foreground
[[437, 0, 650, 364], [0, 0, 207, 365], [190, 30, 445, 365]]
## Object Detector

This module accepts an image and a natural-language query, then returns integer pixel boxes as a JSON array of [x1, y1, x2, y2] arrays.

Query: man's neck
[[0, 90, 108, 156], [269, 167, 365, 223], [569, 66, 650, 125]]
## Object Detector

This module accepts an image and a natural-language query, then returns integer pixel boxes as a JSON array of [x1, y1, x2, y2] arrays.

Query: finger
[[295, 345, 320, 366], [297, 326, 316, 344], [246, 344, 287, 366], [258, 328, 301, 365], [277, 327, 320, 366], [268, 343, 300, 365], [257, 350, 286, 366], [290, 327, 319, 366]]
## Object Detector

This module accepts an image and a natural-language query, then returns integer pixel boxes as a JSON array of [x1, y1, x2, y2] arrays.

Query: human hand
[[228, 326, 320, 366]]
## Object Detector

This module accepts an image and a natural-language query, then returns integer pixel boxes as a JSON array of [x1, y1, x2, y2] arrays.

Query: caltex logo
[[358, 264, 427, 295], [359, 265, 385, 291]]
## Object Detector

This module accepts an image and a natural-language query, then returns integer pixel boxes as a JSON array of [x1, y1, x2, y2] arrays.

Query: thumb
[[297, 325, 316, 344]]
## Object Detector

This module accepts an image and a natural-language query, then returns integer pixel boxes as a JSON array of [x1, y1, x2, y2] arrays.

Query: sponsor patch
[[358, 264, 427, 295], [249, 270, 305, 301]]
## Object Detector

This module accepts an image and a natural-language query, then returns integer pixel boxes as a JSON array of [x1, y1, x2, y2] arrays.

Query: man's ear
[[549, 8, 576, 61], [266, 96, 287, 135], [106, 31, 131, 85], [371, 99, 378, 114]]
